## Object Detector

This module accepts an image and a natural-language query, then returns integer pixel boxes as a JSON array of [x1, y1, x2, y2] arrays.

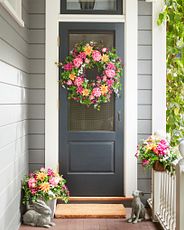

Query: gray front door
[[59, 22, 124, 196]]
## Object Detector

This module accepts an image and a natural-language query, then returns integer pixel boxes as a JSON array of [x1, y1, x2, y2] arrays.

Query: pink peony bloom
[[102, 48, 108, 53], [107, 62, 116, 70], [64, 62, 73, 71], [76, 86, 83, 94], [28, 178, 37, 188], [49, 177, 60, 186], [105, 69, 116, 78], [142, 159, 150, 166], [92, 50, 102, 62], [92, 87, 101, 97], [67, 80, 73, 85], [78, 52, 86, 60], [73, 57, 83, 68], [74, 77, 83, 87]]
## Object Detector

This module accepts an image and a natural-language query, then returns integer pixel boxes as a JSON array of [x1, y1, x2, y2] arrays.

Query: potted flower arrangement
[[135, 135, 178, 173], [22, 168, 69, 218]]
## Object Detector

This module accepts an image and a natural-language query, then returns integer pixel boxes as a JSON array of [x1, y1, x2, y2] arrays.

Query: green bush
[[158, 0, 184, 146]]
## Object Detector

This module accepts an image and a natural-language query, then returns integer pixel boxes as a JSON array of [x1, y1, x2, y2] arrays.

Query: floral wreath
[[59, 41, 123, 110]]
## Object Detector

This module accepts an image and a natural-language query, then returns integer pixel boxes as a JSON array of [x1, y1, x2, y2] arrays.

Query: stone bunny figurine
[[127, 190, 146, 224], [23, 199, 55, 228]]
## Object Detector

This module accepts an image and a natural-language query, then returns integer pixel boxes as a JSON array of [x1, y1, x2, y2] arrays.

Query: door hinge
[[57, 36, 60, 47]]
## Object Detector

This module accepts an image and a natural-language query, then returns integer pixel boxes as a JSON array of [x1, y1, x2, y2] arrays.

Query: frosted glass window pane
[[66, 0, 116, 11], [68, 32, 115, 131]]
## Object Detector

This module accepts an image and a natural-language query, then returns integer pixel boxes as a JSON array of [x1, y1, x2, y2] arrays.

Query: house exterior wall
[[138, 0, 152, 202], [0, 0, 29, 229], [28, 0, 152, 199]]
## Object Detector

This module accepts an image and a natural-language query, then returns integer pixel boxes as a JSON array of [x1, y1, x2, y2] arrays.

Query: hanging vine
[[158, 0, 184, 146]]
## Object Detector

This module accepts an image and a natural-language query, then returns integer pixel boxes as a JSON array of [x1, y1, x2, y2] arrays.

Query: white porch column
[[124, 0, 138, 196]]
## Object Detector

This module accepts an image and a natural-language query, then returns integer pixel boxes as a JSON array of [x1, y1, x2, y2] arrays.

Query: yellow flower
[[84, 45, 93, 56], [82, 89, 90, 96], [69, 73, 76, 81], [100, 85, 108, 95], [36, 172, 47, 181], [39, 182, 50, 193], [101, 54, 109, 63]]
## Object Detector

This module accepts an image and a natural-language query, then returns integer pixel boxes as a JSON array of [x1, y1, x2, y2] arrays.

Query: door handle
[[118, 111, 121, 122]]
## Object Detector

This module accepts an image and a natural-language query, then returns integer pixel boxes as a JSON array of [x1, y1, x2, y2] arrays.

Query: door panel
[[59, 22, 124, 196]]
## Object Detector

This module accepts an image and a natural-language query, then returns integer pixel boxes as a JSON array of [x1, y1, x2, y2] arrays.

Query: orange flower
[[36, 172, 47, 181], [82, 89, 90, 96], [84, 45, 93, 56], [100, 85, 108, 95], [69, 73, 76, 81], [101, 54, 109, 63], [39, 182, 50, 192]]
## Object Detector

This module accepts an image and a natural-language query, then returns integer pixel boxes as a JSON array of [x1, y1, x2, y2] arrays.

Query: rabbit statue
[[23, 199, 55, 228]]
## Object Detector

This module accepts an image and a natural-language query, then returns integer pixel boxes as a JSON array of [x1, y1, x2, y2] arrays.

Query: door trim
[[45, 0, 138, 196]]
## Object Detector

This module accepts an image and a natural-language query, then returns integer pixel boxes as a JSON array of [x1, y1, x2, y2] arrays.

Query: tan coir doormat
[[55, 204, 126, 219]]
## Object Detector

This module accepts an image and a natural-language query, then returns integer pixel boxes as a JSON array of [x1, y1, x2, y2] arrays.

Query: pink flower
[[142, 159, 150, 166], [92, 87, 101, 97], [73, 57, 83, 68], [103, 75, 107, 81], [107, 62, 116, 70], [67, 80, 72, 85], [31, 189, 37, 195], [49, 177, 60, 187], [78, 52, 86, 60], [107, 79, 114, 87], [28, 178, 37, 189], [102, 48, 108, 53], [92, 50, 102, 61], [89, 95, 94, 100], [157, 139, 169, 156], [64, 62, 73, 71], [76, 86, 83, 94], [85, 58, 90, 64], [74, 77, 83, 87], [105, 69, 116, 78], [47, 168, 55, 177]]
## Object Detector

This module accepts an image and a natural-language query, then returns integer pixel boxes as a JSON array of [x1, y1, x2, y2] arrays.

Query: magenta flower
[[47, 168, 55, 177], [74, 77, 83, 87], [64, 62, 73, 71], [73, 57, 83, 68], [107, 79, 114, 87], [105, 69, 116, 78], [89, 95, 94, 100], [107, 62, 116, 70], [78, 52, 86, 60], [92, 50, 102, 61], [92, 87, 101, 97], [157, 139, 169, 156], [103, 75, 107, 81], [76, 86, 83, 94], [142, 159, 150, 166]]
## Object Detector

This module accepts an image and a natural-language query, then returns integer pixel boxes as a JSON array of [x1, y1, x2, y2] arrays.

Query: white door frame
[[45, 0, 138, 196]]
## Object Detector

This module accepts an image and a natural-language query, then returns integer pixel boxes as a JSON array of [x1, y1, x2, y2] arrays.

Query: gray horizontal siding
[[138, 0, 152, 200], [28, 0, 45, 170], [0, 0, 29, 229]]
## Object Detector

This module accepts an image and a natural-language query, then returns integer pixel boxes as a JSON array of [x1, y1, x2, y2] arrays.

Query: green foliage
[[158, 0, 184, 146]]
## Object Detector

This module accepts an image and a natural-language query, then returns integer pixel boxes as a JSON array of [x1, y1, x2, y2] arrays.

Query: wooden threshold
[[68, 196, 133, 202]]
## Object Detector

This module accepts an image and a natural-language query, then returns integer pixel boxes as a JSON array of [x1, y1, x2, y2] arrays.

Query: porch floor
[[19, 208, 162, 230]]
